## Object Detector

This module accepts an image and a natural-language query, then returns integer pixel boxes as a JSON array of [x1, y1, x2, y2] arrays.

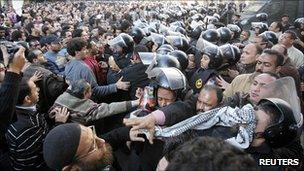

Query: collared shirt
[[287, 46, 304, 68]]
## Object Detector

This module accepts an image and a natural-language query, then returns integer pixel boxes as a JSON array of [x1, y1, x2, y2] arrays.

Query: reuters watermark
[[259, 159, 300, 166]]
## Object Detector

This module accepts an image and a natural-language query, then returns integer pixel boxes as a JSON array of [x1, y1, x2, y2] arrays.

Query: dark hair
[[262, 49, 284, 67], [243, 30, 251, 37], [11, 30, 23, 41], [72, 28, 83, 38], [103, 32, 113, 39], [42, 25, 50, 35], [17, 78, 31, 105], [274, 21, 283, 32], [284, 30, 297, 40], [61, 29, 70, 38], [26, 50, 42, 63], [257, 35, 273, 48], [256, 102, 281, 125], [166, 137, 258, 171], [67, 37, 87, 56], [25, 22, 34, 34], [254, 43, 263, 55], [202, 85, 223, 104]]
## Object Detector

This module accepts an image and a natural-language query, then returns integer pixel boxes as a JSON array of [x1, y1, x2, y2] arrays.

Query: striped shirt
[[5, 107, 49, 170]]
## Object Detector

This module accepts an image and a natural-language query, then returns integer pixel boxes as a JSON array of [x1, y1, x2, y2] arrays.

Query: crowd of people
[[0, 0, 303, 171]]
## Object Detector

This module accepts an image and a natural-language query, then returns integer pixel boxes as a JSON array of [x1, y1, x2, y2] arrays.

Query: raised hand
[[116, 76, 130, 91]]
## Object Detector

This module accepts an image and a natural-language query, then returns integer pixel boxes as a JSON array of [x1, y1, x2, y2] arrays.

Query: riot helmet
[[175, 27, 187, 36], [252, 22, 268, 35], [152, 54, 181, 70], [148, 67, 187, 92], [259, 31, 278, 45], [256, 13, 268, 22], [257, 98, 298, 148], [157, 44, 175, 55], [219, 44, 241, 67], [190, 25, 204, 40], [217, 27, 233, 44], [170, 50, 189, 71], [138, 52, 156, 66], [201, 29, 220, 44], [294, 17, 304, 30], [108, 33, 134, 54], [227, 24, 241, 39], [166, 36, 190, 52], [149, 32, 166, 47], [202, 45, 223, 69], [131, 27, 146, 44]]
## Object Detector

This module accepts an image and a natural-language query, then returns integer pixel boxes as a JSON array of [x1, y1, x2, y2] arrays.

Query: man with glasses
[[279, 30, 304, 68], [43, 123, 145, 171]]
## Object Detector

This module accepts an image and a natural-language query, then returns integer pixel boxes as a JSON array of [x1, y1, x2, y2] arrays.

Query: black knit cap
[[43, 123, 82, 170]]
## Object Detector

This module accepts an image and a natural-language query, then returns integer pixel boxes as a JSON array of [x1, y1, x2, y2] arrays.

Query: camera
[[0, 41, 21, 59]]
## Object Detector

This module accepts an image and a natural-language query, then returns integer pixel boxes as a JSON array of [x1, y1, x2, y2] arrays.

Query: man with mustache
[[43, 123, 144, 171], [220, 49, 284, 98]]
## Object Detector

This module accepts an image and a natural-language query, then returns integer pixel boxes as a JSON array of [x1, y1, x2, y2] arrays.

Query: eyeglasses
[[74, 125, 97, 161]]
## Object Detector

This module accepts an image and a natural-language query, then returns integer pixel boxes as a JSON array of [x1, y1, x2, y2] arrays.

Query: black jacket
[[160, 95, 198, 126], [102, 127, 164, 171], [0, 72, 22, 153]]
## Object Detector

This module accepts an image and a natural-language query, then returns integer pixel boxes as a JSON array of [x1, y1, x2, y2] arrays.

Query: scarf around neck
[[154, 104, 256, 149]]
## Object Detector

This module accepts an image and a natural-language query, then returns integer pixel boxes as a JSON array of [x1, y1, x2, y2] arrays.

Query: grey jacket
[[50, 92, 132, 125], [64, 59, 117, 98]]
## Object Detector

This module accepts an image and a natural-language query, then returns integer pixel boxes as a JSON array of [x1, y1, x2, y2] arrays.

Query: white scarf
[[154, 104, 256, 149]]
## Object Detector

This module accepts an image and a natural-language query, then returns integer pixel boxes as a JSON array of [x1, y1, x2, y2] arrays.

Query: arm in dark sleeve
[[272, 138, 303, 160], [0, 72, 22, 148], [0, 72, 22, 123], [159, 95, 198, 126], [92, 84, 117, 99], [101, 126, 131, 151]]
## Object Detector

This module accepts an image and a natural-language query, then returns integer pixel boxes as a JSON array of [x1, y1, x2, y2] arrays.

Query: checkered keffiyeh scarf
[[155, 104, 256, 149]]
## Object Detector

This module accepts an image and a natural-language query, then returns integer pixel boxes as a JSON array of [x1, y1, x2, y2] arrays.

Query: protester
[[0, 1, 302, 170]]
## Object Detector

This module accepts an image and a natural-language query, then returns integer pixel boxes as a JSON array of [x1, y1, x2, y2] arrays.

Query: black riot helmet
[[138, 52, 155, 66], [131, 27, 146, 44], [257, 98, 298, 148], [154, 54, 181, 70], [294, 17, 304, 30], [217, 27, 233, 44], [219, 44, 241, 67], [166, 36, 190, 52], [202, 45, 223, 70], [252, 22, 268, 35], [148, 67, 187, 92], [190, 25, 204, 40], [256, 13, 268, 22], [157, 44, 175, 55], [259, 31, 278, 45], [192, 13, 204, 22], [175, 27, 187, 36], [170, 50, 188, 71], [149, 32, 167, 47], [109, 33, 134, 54], [201, 29, 220, 44], [227, 24, 241, 39]]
